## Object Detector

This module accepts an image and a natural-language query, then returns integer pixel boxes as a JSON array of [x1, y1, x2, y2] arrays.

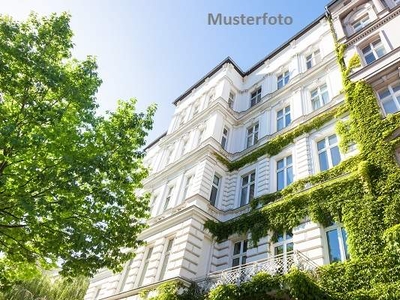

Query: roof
[[144, 131, 167, 151], [172, 0, 341, 106]]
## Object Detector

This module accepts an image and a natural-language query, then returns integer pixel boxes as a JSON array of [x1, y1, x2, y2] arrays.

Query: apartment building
[[85, 0, 400, 298]]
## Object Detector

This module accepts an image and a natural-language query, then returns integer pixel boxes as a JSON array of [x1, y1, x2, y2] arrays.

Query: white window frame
[[232, 240, 248, 267], [316, 134, 342, 172], [351, 14, 370, 33], [277, 70, 290, 90], [182, 175, 194, 201], [271, 230, 294, 273], [325, 223, 349, 263], [162, 186, 174, 212], [209, 174, 221, 206], [250, 87, 262, 107], [305, 49, 321, 70], [137, 246, 153, 287], [377, 81, 400, 115], [246, 122, 259, 148], [229, 91, 236, 109], [361, 38, 386, 65], [276, 106, 291, 131], [180, 139, 188, 157], [197, 128, 205, 146], [240, 171, 256, 207], [310, 84, 330, 111], [221, 127, 229, 150], [159, 238, 174, 280], [276, 155, 293, 191], [192, 101, 200, 117]]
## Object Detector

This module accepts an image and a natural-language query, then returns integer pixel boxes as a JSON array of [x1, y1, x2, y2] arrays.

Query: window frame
[[361, 37, 386, 65], [159, 239, 174, 280], [221, 126, 229, 150], [276, 155, 293, 191], [229, 91, 236, 109], [277, 70, 290, 90], [182, 175, 194, 201], [316, 134, 342, 172], [137, 246, 154, 287], [250, 87, 262, 107], [276, 105, 291, 131], [305, 49, 321, 70], [163, 186, 175, 212], [351, 14, 370, 33], [377, 80, 400, 115], [209, 174, 221, 206], [240, 171, 256, 207], [232, 240, 248, 267], [325, 223, 349, 264], [310, 84, 330, 111], [246, 122, 259, 148]]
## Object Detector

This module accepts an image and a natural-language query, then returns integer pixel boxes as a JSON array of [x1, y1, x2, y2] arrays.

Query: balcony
[[195, 250, 318, 292]]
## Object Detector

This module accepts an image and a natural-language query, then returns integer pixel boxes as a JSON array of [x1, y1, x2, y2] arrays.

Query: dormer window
[[352, 14, 370, 33]]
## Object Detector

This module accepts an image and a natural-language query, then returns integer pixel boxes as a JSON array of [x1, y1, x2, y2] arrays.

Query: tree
[[0, 12, 156, 284]]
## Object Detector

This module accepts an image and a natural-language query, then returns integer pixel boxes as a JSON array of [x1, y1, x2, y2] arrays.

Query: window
[[182, 175, 193, 201], [352, 14, 370, 33], [180, 139, 188, 157], [229, 91, 236, 109], [209, 174, 220, 206], [277, 106, 291, 131], [221, 127, 229, 150], [362, 38, 386, 65], [163, 186, 174, 212], [277, 155, 293, 191], [159, 239, 174, 280], [197, 128, 204, 146], [273, 230, 294, 256], [311, 84, 329, 110], [326, 224, 349, 263], [250, 87, 262, 107], [240, 172, 255, 206], [192, 103, 200, 117], [306, 50, 321, 70], [317, 134, 341, 171], [137, 247, 153, 287], [246, 123, 259, 148], [166, 148, 174, 165], [232, 240, 248, 267], [378, 81, 400, 114], [277, 70, 290, 90], [150, 194, 158, 216], [178, 110, 186, 126]]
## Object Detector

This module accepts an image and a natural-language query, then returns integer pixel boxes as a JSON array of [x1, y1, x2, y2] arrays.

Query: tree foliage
[[0, 12, 156, 283]]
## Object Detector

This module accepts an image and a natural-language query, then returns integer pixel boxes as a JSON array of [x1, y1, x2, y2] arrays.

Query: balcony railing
[[195, 251, 318, 292]]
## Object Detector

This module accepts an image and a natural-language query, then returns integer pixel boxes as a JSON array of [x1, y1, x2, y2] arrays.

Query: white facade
[[85, 1, 400, 299]]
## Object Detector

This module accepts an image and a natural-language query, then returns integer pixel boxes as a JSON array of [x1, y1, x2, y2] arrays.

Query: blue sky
[[2, 0, 327, 144]]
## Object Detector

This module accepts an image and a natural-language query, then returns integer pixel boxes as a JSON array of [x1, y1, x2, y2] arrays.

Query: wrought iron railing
[[195, 251, 318, 292]]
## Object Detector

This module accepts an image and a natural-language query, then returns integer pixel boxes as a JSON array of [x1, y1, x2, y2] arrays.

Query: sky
[[1, 0, 328, 145]]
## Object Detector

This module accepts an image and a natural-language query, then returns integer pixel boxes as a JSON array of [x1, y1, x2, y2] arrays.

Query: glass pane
[[243, 241, 248, 252], [240, 187, 248, 206], [365, 53, 376, 64], [254, 133, 258, 144], [362, 45, 372, 54], [274, 245, 284, 255], [379, 89, 390, 100], [277, 109, 283, 117], [328, 135, 337, 145], [319, 151, 329, 171], [277, 232, 284, 242], [392, 83, 400, 93], [242, 256, 247, 265], [287, 242, 294, 252], [322, 91, 329, 104], [255, 124, 259, 131], [242, 176, 249, 186], [250, 172, 255, 182], [277, 159, 284, 170], [233, 242, 241, 255], [213, 175, 220, 185], [247, 136, 252, 148], [383, 100, 398, 114], [331, 146, 341, 167], [232, 257, 240, 267], [277, 170, 284, 191], [376, 46, 386, 58], [249, 184, 255, 201], [287, 167, 293, 185], [286, 155, 292, 165], [327, 229, 341, 263], [277, 118, 284, 131], [341, 229, 350, 260], [286, 229, 293, 239], [317, 139, 326, 151], [210, 187, 218, 206], [312, 98, 321, 110], [285, 113, 291, 126]]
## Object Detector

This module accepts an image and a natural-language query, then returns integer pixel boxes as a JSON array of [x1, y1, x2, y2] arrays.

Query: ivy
[[215, 104, 344, 172]]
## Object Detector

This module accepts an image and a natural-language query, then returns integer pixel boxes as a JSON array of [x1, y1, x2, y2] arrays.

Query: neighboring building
[[85, 1, 400, 299]]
